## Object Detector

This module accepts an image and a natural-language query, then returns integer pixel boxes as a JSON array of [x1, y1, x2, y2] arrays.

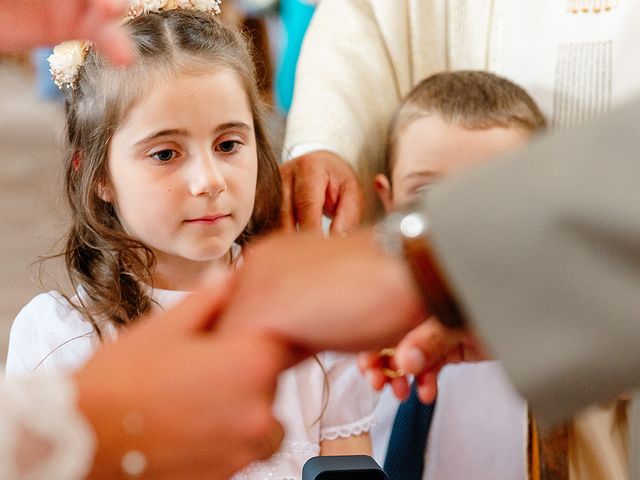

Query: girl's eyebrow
[[134, 122, 252, 146], [214, 121, 252, 133], [135, 128, 188, 145]]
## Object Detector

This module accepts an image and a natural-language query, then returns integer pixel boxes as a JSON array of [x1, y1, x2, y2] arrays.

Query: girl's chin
[[188, 247, 236, 264]]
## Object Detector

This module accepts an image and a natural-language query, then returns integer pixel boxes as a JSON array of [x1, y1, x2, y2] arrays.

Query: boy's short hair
[[385, 70, 547, 178]]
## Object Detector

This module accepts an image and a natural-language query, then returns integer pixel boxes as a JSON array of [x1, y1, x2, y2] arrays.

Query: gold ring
[[378, 347, 396, 357], [382, 368, 405, 379]]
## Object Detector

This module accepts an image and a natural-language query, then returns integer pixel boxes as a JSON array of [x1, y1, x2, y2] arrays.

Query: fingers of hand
[[278, 164, 296, 232], [329, 179, 364, 235], [283, 153, 360, 233], [94, 24, 133, 65], [360, 348, 409, 392], [92, 0, 128, 17], [292, 160, 326, 232], [364, 369, 388, 391], [415, 369, 440, 404], [357, 352, 375, 372], [82, 0, 132, 65], [396, 317, 468, 375], [391, 376, 411, 401]]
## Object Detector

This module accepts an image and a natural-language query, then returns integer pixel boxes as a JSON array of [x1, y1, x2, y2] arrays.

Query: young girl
[[5, 4, 376, 478]]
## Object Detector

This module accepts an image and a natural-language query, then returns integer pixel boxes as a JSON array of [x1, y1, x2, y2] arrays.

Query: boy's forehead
[[392, 115, 531, 181]]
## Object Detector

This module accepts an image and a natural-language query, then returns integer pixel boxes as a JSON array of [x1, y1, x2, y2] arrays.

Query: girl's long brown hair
[[59, 10, 281, 336]]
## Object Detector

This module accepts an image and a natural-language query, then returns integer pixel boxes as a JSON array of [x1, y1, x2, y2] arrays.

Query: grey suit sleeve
[[425, 98, 640, 426]]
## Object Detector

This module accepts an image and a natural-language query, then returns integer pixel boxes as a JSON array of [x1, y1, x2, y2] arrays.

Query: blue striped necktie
[[383, 382, 435, 480]]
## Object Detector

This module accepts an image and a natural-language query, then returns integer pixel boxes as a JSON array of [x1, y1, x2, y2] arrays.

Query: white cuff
[[320, 413, 378, 442], [282, 141, 346, 163]]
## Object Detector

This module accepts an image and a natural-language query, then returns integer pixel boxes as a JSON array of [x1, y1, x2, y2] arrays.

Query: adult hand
[[359, 318, 490, 403], [219, 229, 425, 352], [3, 0, 132, 65], [75, 274, 290, 480], [280, 151, 365, 234]]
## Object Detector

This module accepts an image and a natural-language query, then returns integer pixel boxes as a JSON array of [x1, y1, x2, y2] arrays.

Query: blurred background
[[0, 59, 68, 362], [0, 0, 318, 363]]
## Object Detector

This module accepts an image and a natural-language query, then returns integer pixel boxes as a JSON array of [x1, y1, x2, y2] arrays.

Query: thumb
[[394, 317, 464, 375]]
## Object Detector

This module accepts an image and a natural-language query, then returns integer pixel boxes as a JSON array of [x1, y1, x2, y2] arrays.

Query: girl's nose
[[189, 150, 226, 197]]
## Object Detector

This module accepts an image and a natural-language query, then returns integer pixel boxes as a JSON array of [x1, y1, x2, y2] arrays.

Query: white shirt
[[370, 362, 527, 480]]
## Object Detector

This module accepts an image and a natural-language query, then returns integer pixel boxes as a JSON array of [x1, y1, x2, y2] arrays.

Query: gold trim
[[567, 0, 618, 13]]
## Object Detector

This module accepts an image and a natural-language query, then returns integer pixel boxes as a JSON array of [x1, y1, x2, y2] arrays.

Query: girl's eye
[[217, 140, 241, 153], [151, 149, 177, 162]]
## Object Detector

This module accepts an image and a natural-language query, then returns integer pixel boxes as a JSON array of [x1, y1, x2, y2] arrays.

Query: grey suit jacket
[[426, 97, 640, 475]]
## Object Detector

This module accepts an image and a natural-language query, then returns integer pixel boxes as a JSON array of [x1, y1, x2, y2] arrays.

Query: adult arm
[[1, 275, 295, 480], [224, 98, 640, 426], [1, 0, 131, 64], [0, 277, 291, 479], [282, 0, 406, 227], [220, 230, 426, 352], [75, 281, 293, 479]]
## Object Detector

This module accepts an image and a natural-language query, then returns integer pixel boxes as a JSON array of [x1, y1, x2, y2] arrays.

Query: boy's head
[[375, 71, 547, 210]]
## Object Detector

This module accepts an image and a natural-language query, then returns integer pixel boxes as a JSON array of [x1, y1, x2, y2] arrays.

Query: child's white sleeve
[[5, 292, 97, 377], [318, 352, 379, 441]]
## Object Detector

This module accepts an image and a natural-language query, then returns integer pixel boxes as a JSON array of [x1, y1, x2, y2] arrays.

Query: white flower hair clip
[[48, 0, 223, 90], [48, 41, 92, 90]]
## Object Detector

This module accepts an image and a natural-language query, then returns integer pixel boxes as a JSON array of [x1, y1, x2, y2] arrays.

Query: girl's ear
[[373, 174, 394, 213], [97, 181, 113, 203]]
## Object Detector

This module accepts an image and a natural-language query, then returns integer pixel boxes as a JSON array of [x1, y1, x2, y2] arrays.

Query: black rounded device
[[302, 455, 388, 480]]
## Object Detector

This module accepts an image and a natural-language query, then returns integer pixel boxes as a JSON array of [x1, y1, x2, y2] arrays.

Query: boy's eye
[[414, 184, 433, 194], [410, 181, 437, 196], [151, 149, 177, 162], [217, 140, 241, 153]]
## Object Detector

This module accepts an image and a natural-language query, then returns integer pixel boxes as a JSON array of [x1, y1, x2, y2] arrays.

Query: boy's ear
[[373, 174, 394, 213]]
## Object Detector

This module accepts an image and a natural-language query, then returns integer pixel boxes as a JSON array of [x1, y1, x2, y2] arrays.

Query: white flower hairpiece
[[48, 0, 223, 90], [48, 41, 92, 90], [126, 0, 222, 19]]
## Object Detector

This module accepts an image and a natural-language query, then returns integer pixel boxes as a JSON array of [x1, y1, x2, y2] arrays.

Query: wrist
[[375, 206, 467, 329], [74, 370, 120, 479]]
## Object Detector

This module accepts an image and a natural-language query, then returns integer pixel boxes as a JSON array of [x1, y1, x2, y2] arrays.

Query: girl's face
[[106, 69, 258, 289]]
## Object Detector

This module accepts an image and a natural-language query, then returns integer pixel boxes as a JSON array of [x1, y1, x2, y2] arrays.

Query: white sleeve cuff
[[319, 413, 378, 442], [282, 142, 347, 163]]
